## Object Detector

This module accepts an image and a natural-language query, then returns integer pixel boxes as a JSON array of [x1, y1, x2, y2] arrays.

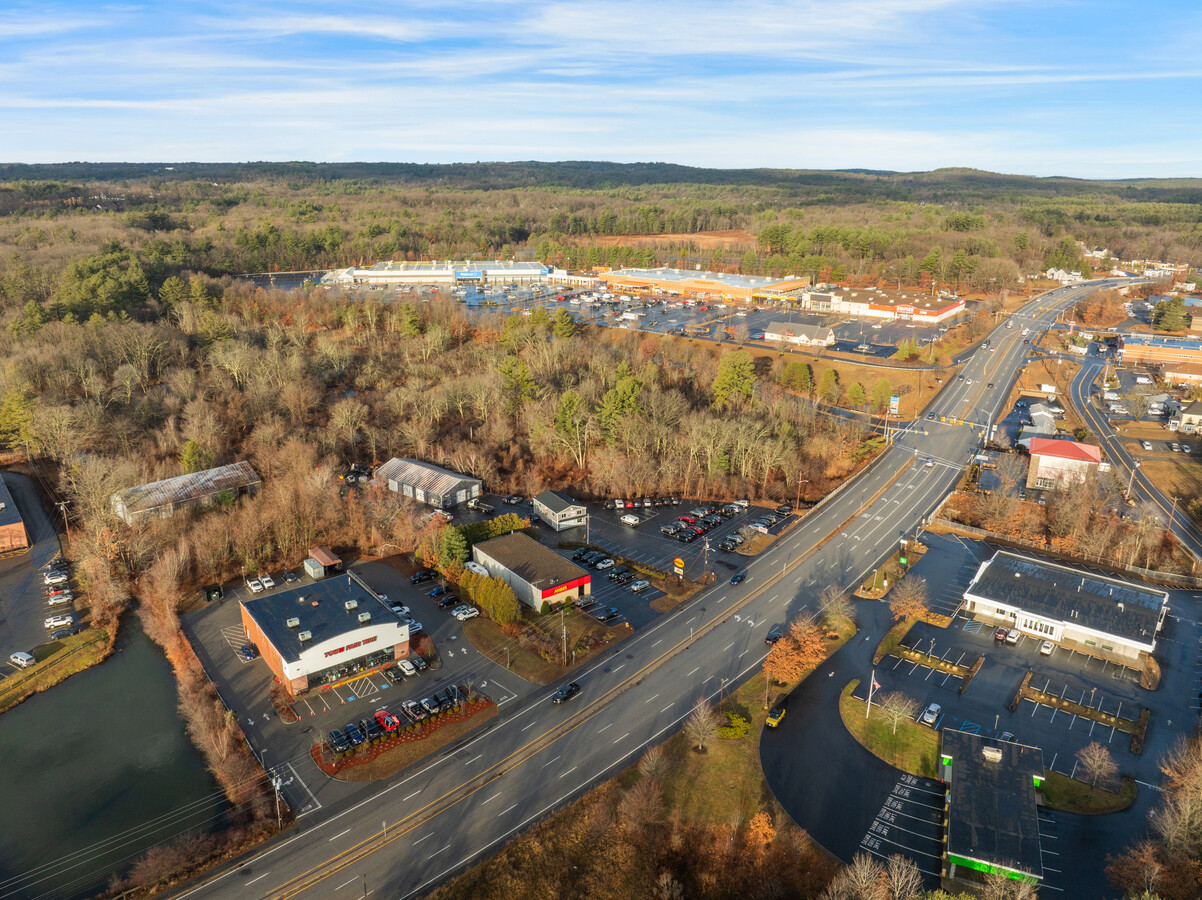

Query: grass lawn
[[1140, 458, 1202, 504], [335, 705, 499, 782], [839, 680, 940, 778], [659, 617, 857, 826], [462, 608, 630, 685], [1040, 771, 1137, 814], [0, 629, 111, 714]]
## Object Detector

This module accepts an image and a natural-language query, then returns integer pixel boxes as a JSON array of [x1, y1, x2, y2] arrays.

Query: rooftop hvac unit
[[345, 599, 359, 612], [357, 612, 371, 624], [286, 617, 300, 629], [982, 746, 1003, 763], [298, 630, 312, 642]]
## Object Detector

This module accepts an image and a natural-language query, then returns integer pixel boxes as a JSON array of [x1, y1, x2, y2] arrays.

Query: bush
[[719, 714, 750, 739]]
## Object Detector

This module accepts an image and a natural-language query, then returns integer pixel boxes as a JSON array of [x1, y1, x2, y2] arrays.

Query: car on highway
[[920, 703, 942, 727], [552, 682, 581, 704], [1039, 640, 1055, 656], [766, 705, 786, 728], [765, 625, 784, 645], [730, 572, 746, 584]]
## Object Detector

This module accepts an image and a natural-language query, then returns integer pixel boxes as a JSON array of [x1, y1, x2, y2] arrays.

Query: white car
[[1039, 640, 1055, 656], [46, 594, 73, 606], [595, 558, 615, 570], [404, 620, 425, 633], [454, 607, 480, 622], [43, 573, 68, 586], [920, 702, 942, 726], [396, 659, 417, 677], [259, 573, 275, 589], [246, 578, 264, 594]]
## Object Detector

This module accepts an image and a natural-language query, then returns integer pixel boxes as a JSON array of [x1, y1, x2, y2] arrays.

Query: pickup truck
[[467, 498, 494, 513]]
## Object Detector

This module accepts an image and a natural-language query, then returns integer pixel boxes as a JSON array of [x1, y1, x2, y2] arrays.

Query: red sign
[[541, 574, 591, 599], [322, 635, 378, 659]]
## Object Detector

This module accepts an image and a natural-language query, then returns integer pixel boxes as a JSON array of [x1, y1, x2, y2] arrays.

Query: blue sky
[[2, 0, 1200, 177]]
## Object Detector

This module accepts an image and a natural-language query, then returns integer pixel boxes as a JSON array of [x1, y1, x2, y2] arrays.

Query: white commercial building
[[322, 260, 550, 287], [962, 551, 1168, 665]]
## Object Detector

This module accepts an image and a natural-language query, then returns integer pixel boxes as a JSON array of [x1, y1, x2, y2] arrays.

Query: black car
[[328, 729, 351, 753], [572, 548, 591, 561], [238, 643, 259, 661], [608, 566, 630, 580], [411, 655, 428, 671], [409, 570, 435, 585], [765, 625, 785, 645], [595, 607, 620, 622], [384, 666, 405, 684], [775, 504, 792, 515], [50, 626, 78, 640], [360, 718, 385, 741], [612, 572, 634, 584], [437, 594, 460, 609], [719, 540, 736, 552], [678, 532, 697, 543], [552, 682, 582, 704], [343, 723, 365, 747]]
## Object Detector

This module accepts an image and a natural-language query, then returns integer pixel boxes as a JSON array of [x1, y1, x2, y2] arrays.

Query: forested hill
[[4, 161, 1202, 204]]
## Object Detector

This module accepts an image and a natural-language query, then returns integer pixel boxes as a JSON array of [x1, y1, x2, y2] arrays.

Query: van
[[44, 614, 73, 629], [620, 514, 640, 527], [1103, 391, 1120, 401], [464, 561, 489, 577], [9, 651, 35, 668]]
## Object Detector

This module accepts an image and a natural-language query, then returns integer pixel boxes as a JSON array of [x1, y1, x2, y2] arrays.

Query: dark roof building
[[374, 458, 482, 509], [240, 572, 408, 697], [963, 550, 1168, 663], [940, 730, 1045, 890], [533, 490, 587, 531], [472, 532, 591, 609], [112, 461, 261, 525]]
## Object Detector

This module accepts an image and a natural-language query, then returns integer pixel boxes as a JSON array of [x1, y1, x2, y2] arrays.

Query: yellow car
[[766, 705, 786, 728]]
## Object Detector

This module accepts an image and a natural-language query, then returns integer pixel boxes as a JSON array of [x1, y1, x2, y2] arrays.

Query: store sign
[[323, 635, 378, 659], [889, 396, 900, 416]]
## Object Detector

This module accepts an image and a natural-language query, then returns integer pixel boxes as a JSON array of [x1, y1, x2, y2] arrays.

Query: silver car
[[920, 703, 942, 726]]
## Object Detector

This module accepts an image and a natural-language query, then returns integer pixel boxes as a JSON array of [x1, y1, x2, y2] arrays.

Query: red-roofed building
[[1026, 438, 1102, 490]]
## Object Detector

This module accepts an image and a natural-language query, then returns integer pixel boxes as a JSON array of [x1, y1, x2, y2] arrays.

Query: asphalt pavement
[[170, 278, 1162, 900]]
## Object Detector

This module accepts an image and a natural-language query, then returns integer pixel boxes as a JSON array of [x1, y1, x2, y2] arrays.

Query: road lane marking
[[598, 722, 612, 733], [414, 832, 434, 844], [687, 667, 699, 676], [613, 732, 629, 744], [465, 754, 482, 765], [542, 755, 561, 768], [328, 829, 350, 842], [245, 872, 270, 885], [337, 876, 358, 890], [559, 765, 578, 779], [662, 703, 673, 711], [613, 664, 625, 673], [482, 793, 501, 804], [644, 693, 659, 703], [522, 720, 538, 731], [499, 803, 518, 817], [429, 844, 450, 859]]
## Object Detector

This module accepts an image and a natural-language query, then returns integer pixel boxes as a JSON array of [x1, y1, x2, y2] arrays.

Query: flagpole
[[866, 667, 875, 719]]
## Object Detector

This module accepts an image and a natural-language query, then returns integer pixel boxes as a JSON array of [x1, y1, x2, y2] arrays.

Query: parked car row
[[327, 687, 469, 753], [604, 496, 681, 510], [42, 559, 76, 631], [384, 654, 429, 682]]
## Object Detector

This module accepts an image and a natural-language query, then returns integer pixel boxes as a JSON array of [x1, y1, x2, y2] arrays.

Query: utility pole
[[56, 500, 71, 546], [561, 605, 567, 666]]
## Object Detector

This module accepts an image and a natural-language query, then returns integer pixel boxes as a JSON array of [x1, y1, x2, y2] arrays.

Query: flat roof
[[474, 532, 588, 589], [942, 730, 1044, 879], [601, 267, 803, 291], [242, 575, 386, 664], [0, 474, 23, 529], [966, 551, 1166, 645], [1120, 334, 1202, 350], [809, 287, 964, 312]]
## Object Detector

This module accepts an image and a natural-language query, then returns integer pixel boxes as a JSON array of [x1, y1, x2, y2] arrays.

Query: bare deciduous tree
[[818, 583, 853, 626], [877, 691, 920, 735], [1076, 740, 1118, 789], [888, 575, 928, 622], [684, 697, 719, 753]]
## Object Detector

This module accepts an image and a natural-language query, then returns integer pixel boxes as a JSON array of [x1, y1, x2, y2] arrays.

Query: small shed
[[304, 546, 342, 579]]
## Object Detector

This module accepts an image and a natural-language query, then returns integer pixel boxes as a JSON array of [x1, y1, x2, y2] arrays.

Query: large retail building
[[322, 260, 550, 287], [240, 573, 410, 697], [597, 267, 809, 300]]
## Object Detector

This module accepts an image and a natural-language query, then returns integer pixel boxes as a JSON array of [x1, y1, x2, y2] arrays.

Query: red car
[[46, 586, 70, 596], [678, 515, 697, 524], [374, 709, 401, 732]]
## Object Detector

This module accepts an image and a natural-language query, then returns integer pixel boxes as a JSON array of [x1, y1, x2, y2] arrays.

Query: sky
[[2, 0, 1200, 178]]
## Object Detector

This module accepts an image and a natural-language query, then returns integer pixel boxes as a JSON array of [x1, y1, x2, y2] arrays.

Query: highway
[[1069, 356, 1202, 560], [174, 279, 1138, 900]]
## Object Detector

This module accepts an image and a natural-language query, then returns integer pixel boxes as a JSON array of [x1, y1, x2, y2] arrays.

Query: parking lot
[[0, 472, 73, 680], [857, 772, 945, 881]]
